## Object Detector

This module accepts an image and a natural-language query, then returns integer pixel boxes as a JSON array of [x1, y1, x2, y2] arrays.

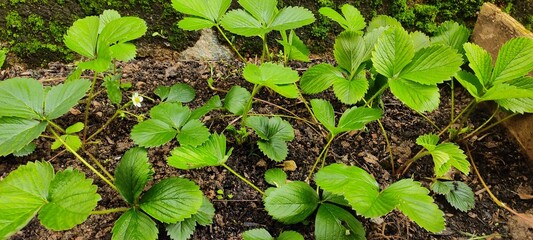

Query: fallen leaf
[[282, 160, 297, 171]]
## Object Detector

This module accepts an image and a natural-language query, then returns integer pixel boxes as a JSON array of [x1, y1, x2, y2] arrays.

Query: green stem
[[82, 72, 99, 142], [91, 207, 130, 215], [87, 102, 130, 142], [261, 34, 270, 62], [297, 88, 319, 124], [47, 120, 65, 133], [416, 111, 439, 131], [215, 25, 246, 62], [398, 151, 432, 176], [306, 134, 335, 182], [377, 119, 395, 173], [462, 111, 518, 141], [437, 99, 476, 137], [50, 128, 117, 191], [84, 150, 115, 181], [450, 80, 455, 122], [240, 84, 261, 126], [222, 163, 264, 195], [366, 82, 390, 105]]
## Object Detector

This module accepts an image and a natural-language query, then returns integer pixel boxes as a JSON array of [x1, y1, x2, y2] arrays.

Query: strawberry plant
[[243, 228, 304, 240]]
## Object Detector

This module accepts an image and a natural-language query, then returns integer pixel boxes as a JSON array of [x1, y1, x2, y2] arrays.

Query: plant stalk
[[82, 72, 99, 142], [91, 207, 130, 215], [240, 84, 261, 126], [84, 150, 115, 181], [366, 82, 390, 105], [306, 134, 335, 182], [215, 25, 246, 62], [377, 119, 395, 173], [462, 111, 519, 141], [398, 151, 432, 176], [222, 163, 264, 195], [87, 102, 130, 142], [50, 128, 117, 191]]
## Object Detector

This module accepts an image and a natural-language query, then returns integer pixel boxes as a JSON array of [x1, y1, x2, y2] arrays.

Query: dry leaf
[[282, 160, 297, 171]]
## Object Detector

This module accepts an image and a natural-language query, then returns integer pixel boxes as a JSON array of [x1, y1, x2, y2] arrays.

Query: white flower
[[131, 92, 143, 107]]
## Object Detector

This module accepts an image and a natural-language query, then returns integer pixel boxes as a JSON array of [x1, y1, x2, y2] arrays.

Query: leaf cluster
[[416, 134, 470, 177]]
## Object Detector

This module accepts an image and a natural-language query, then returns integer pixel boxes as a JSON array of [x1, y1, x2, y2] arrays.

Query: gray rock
[[179, 29, 234, 61]]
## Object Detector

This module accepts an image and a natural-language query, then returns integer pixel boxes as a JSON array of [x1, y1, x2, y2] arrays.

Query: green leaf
[[367, 15, 402, 32], [103, 75, 122, 104], [268, 83, 300, 99], [45, 79, 91, 119], [415, 134, 439, 151], [115, 148, 152, 204], [131, 119, 177, 147], [98, 10, 121, 34], [140, 177, 203, 223], [431, 21, 471, 53], [178, 17, 216, 31], [243, 228, 273, 240], [410, 31, 430, 52], [64, 16, 99, 58], [150, 103, 191, 129], [400, 45, 462, 85], [270, 6, 315, 31], [455, 70, 483, 99], [39, 169, 100, 230], [442, 181, 475, 212], [310, 99, 337, 134], [481, 82, 533, 101], [315, 203, 365, 240], [99, 17, 147, 47], [63, 135, 82, 152], [340, 4, 366, 32], [257, 138, 289, 162], [246, 116, 294, 161], [168, 133, 231, 169], [221, 9, 266, 37], [112, 209, 158, 240], [166, 217, 196, 240], [264, 168, 287, 187], [0, 161, 54, 239], [334, 31, 365, 74], [264, 181, 319, 224], [65, 122, 84, 134], [0, 78, 44, 119], [322, 191, 350, 207], [362, 27, 387, 61], [463, 43, 493, 88], [109, 42, 137, 62], [164, 83, 196, 103], [0, 49, 7, 68], [300, 63, 344, 94], [278, 30, 310, 62], [336, 106, 382, 134], [224, 86, 252, 115], [494, 77, 533, 113], [0, 117, 47, 156], [243, 63, 300, 98], [172, 0, 227, 21], [239, 0, 278, 24], [177, 119, 210, 147], [389, 78, 440, 112], [430, 180, 452, 195], [372, 27, 414, 78], [278, 231, 304, 240], [384, 179, 445, 233], [432, 143, 470, 176], [12, 142, 37, 157], [193, 196, 215, 226], [191, 95, 223, 119], [491, 37, 533, 84]]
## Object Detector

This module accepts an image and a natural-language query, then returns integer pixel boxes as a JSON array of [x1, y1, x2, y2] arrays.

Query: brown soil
[[1, 49, 532, 239]]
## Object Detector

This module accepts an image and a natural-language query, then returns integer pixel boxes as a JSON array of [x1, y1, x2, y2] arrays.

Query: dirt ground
[[1, 48, 532, 239]]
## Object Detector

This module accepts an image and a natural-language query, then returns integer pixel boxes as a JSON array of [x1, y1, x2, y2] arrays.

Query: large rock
[[178, 29, 233, 61], [472, 3, 533, 162]]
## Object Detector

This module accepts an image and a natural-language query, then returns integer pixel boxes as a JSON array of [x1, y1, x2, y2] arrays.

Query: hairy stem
[[450, 80, 455, 122], [87, 102, 130, 142], [82, 72, 99, 142], [222, 163, 264, 195], [84, 150, 114, 181], [437, 100, 476, 137], [306, 134, 335, 182], [50, 128, 117, 191], [397, 151, 432, 176], [417, 111, 439, 131], [366, 82, 390, 105], [47, 120, 66, 133], [463, 111, 519, 141], [91, 207, 130, 215], [215, 25, 245, 62], [377, 119, 395, 173], [240, 84, 261, 126]]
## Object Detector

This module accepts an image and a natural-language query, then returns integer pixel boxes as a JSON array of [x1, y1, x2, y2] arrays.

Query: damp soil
[[1, 50, 532, 240]]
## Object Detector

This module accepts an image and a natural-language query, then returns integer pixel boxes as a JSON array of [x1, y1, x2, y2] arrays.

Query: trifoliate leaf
[[372, 27, 414, 78], [12, 142, 37, 157], [315, 203, 365, 240], [310, 99, 337, 134], [245, 116, 294, 141], [112, 209, 158, 240], [65, 122, 84, 134], [166, 217, 197, 240], [64, 16, 99, 58], [389, 78, 440, 112], [177, 119, 210, 147], [491, 37, 533, 84], [0, 161, 53, 239], [334, 31, 365, 74], [0, 78, 44, 119], [433, 181, 475, 212], [0, 117, 47, 156], [431, 21, 471, 53], [384, 179, 445, 233], [333, 75, 369, 105], [150, 103, 190, 129], [44, 79, 91, 119], [463, 43, 493, 88], [98, 17, 147, 47], [336, 106, 382, 134], [300, 63, 344, 94], [168, 133, 232, 169], [131, 119, 177, 147], [221, 9, 266, 37], [243, 228, 273, 240], [190, 95, 223, 119], [98, 10, 121, 34], [278, 231, 304, 240], [263, 181, 319, 224], [239, 0, 278, 24], [432, 143, 470, 176], [264, 168, 287, 187], [39, 169, 101, 230], [140, 177, 203, 223], [415, 134, 439, 151], [115, 148, 153, 204], [243, 63, 300, 98], [400, 45, 462, 85], [224, 86, 252, 115]]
